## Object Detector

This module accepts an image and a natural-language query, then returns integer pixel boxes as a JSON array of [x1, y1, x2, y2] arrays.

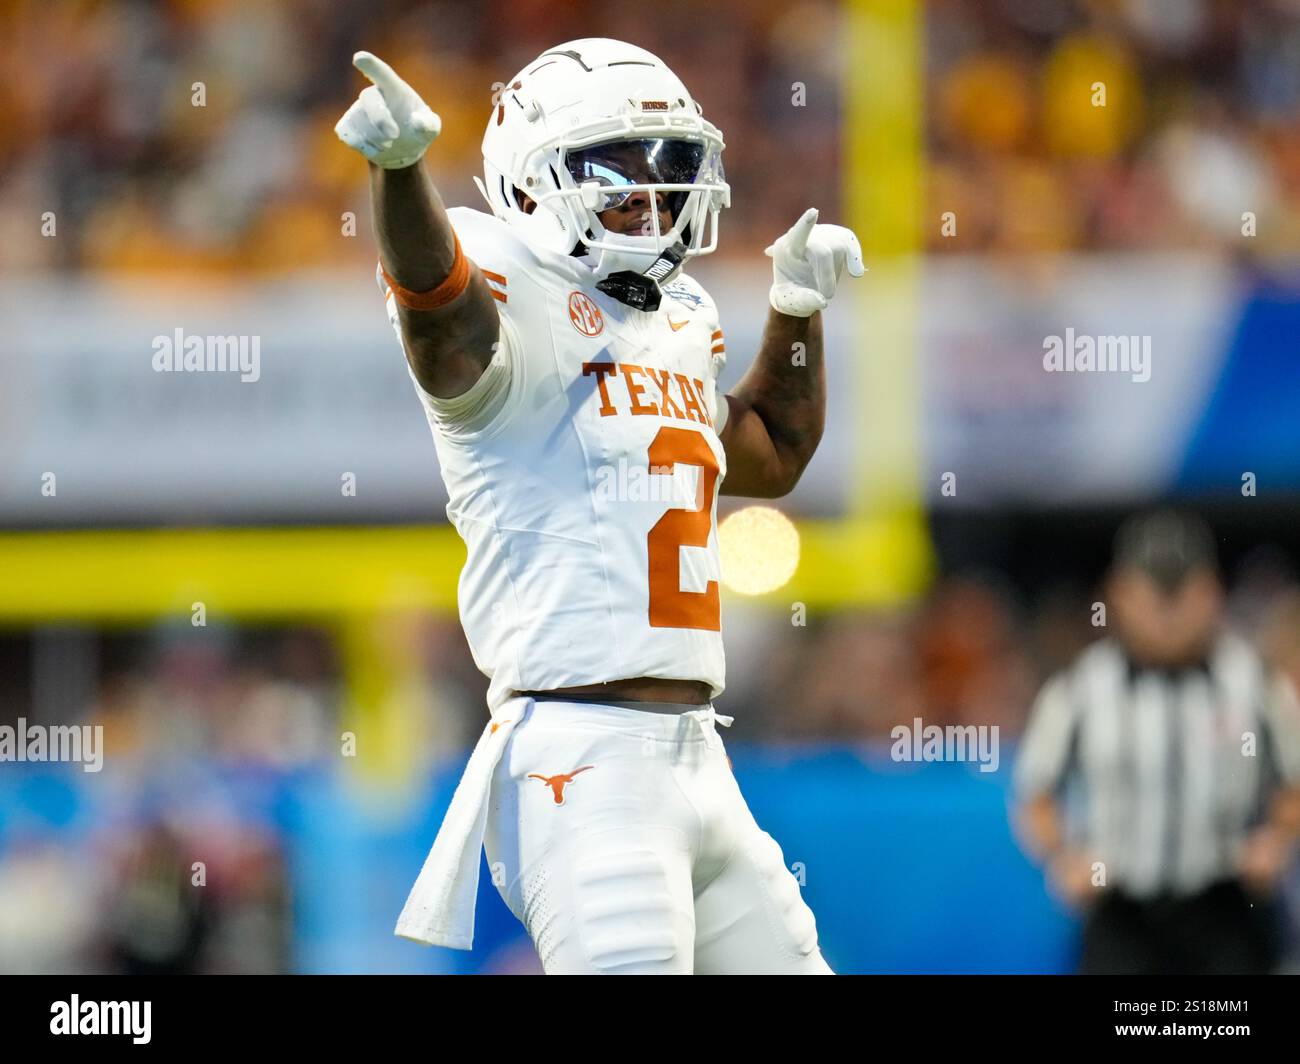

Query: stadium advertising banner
[[0, 257, 1294, 525]]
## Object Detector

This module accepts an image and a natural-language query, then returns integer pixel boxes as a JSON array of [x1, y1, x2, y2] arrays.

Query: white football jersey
[[380, 207, 729, 711]]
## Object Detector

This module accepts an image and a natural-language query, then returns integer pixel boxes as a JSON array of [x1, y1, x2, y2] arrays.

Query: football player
[[336, 38, 862, 974]]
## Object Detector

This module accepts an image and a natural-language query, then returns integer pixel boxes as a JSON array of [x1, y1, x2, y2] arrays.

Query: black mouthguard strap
[[594, 239, 688, 312]]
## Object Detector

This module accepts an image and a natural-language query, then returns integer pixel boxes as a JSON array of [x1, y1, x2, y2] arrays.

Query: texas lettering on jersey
[[582, 361, 717, 427]]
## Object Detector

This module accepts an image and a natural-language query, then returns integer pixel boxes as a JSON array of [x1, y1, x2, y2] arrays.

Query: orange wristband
[[381, 234, 471, 311]]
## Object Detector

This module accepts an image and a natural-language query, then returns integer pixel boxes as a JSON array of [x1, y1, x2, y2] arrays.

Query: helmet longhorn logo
[[528, 765, 595, 805]]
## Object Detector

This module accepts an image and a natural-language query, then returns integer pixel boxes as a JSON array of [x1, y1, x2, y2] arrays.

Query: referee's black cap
[[1113, 510, 1219, 592]]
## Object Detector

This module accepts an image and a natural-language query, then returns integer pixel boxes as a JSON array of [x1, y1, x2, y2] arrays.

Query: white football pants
[[482, 698, 833, 975]]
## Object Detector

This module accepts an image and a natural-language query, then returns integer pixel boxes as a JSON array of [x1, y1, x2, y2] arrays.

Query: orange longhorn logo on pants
[[527, 765, 595, 806]]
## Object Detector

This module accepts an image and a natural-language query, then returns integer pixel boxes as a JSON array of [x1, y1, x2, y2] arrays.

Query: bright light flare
[[718, 505, 800, 595]]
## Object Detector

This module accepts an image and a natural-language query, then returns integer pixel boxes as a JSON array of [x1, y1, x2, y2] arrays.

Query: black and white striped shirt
[[1015, 633, 1300, 899]]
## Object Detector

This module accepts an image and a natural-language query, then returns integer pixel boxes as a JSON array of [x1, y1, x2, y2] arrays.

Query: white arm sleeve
[[708, 315, 728, 433], [379, 258, 520, 437], [713, 388, 729, 433], [405, 313, 519, 436]]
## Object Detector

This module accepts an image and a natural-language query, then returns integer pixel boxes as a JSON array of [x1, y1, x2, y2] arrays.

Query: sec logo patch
[[568, 291, 605, 337]]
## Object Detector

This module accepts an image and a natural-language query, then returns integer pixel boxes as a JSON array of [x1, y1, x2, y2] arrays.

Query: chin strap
[[595, 239, 688, 312]]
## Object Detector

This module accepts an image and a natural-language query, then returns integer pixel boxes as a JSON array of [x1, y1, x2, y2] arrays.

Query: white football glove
[[335, 51, 441, 169], [766, 208, 866, 317]]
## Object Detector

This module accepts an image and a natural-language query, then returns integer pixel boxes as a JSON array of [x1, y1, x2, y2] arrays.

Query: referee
[[1014, 510, 1300, 974]]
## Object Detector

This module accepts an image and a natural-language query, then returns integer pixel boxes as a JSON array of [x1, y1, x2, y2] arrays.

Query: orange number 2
[[646, 426, 720, 630]]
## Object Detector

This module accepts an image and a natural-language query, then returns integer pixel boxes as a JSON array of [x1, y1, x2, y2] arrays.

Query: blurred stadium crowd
[[0, 0, 842, 272], [4, 0, 1300, 274], [927, 0, 1300, 254]]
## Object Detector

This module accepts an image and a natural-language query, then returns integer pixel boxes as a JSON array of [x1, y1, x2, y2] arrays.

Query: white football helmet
[[478, 38, 730, 310]]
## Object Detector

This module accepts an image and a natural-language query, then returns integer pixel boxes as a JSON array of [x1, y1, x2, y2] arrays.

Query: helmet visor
[[564, 137, 707, 218]]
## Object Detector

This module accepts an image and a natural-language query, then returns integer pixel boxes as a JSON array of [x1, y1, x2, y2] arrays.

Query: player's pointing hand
[[766, 208, 866, 318], [335, 51, 442, 169]]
